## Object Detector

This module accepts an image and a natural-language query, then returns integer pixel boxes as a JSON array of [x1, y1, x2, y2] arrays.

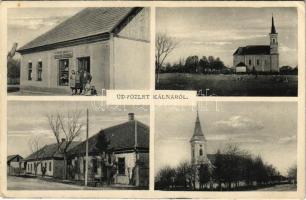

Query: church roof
[[190, 110, 206, 142], [233, 45, 271, 55], [17, 7, 139, 53]]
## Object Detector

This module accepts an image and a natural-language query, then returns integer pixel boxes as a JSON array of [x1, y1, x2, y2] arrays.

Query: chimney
[[128, 113, 135, 121], [61, 138, 66, 143]]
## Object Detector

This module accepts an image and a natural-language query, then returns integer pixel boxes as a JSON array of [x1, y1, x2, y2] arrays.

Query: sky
[[155, 102, 297, 175], [156, 7, 298, 67], [7, 101, 149, 158], [7, 8, 83, 56]]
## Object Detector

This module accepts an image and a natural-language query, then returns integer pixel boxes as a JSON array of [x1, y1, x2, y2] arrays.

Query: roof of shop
[[18, 7, 137, 52]]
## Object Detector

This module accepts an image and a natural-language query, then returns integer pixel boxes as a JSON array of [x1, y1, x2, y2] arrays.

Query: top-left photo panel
[[7, 7, 151, 96]]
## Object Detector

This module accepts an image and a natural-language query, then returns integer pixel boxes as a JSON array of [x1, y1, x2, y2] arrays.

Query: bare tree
[[287, 164, 297, 184], [155, 33, 179, 86], [47, 110, 84, 179], [28, 135, 46, 176]]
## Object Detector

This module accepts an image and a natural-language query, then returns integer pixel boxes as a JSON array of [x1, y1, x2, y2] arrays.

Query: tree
[[155, 166, 176, 190], [199, 56, 209, 74], [155, 33, 179, 85], [185, 55, 199, 73], [198, 163, 211, 190], [287, 164, 297, 184], [47, 110, 84, 179], [7, 58, 20, 79], [28, 135, 46, 176]]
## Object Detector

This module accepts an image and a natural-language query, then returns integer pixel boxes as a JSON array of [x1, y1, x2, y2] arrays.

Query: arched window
[[192, 147, 195, 158], [199, 149, 203, 156]]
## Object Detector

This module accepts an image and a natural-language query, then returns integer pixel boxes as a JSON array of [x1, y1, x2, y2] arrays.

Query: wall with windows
[[191, 140, 208, 165], [20, 51, 50, 89], [20, 40, 110, 93], [233, 55, 274, 72], [26, 160, 54, 176], [114, 152, 137, 184]]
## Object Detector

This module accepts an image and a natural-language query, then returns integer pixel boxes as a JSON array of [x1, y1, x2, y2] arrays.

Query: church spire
[[190, 107, 206, 142], [271, 15, 277, 34]]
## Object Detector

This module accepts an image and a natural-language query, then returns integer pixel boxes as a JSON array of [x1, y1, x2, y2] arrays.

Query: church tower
[[269, 15, 278, 54], [190, 109, 208, 166]]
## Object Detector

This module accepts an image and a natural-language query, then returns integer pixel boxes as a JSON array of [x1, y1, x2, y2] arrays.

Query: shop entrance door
[[77, 57, 90, 73]]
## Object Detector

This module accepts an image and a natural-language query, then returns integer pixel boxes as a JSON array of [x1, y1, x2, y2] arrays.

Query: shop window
[[59, 59, 69, 86], [28, 62, 32, 80], [37, 61, 42, 81], [118, 158, 125, 175], [77, 57, 90, 73]]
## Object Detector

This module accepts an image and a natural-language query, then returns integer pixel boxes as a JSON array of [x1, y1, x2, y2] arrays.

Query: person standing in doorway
[[75, 71, 81, 95], [69, 70, 76, 95], [80, 69, 92, 95]]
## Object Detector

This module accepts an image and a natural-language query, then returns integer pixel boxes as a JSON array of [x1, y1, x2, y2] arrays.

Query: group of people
[[69, 69, 97, 95]]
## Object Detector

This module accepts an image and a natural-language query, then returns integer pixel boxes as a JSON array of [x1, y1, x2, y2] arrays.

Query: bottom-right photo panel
[[154, 101, 297, 191]]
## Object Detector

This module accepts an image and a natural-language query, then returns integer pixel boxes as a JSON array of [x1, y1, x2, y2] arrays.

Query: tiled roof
[[68, 120, 149, 156], [18, 7, 136, 51], [7, 154, 23, 162], [233, 45, 271, 55], [25, 141, 80, 161]]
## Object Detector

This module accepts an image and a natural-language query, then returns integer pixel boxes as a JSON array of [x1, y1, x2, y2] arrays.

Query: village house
[[233, 16, 279, 73], [7, 154, 23, 175], [16, 7, 150, 94], [20, 113, 149, 187], [67, 113, 149, 187], [24, 141, 79, 178]]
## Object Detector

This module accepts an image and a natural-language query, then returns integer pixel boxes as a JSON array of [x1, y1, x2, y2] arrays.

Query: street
[[7, 176, 139, 190], [255, 184, 297, 191]]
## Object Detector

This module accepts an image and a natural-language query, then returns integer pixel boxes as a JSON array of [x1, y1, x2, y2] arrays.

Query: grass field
[[156, 73, 298, 96]]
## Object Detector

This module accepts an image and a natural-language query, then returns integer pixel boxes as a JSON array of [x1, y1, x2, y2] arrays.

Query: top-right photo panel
[[155, 7, 298, 96]]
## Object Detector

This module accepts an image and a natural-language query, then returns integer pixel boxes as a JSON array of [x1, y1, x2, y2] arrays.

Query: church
[[190, 109, 214, 189], [233, 16, 279, 73]]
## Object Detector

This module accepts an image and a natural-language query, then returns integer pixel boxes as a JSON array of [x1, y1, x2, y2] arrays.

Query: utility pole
[[85, 108, 89, 186]]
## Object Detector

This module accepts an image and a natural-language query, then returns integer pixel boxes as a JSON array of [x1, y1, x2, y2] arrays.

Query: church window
[[199, 149, 203, 156], [192, 148, 194, 157]]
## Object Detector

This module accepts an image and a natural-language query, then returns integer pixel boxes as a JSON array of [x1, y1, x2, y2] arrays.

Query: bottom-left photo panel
[[6, 101, 150, 190]]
